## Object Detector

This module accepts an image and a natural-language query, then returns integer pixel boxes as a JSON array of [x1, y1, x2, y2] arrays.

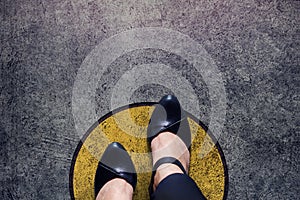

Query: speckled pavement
[[1, 1, 299, 199]]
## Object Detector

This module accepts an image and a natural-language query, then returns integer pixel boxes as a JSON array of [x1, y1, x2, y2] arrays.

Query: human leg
[[150, 132, 205, 200], [147, 95, 206, 200]]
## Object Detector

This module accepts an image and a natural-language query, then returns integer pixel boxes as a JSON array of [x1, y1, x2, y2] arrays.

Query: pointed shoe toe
[[94, 142, 137, 197], [147, 95, 191, 148]]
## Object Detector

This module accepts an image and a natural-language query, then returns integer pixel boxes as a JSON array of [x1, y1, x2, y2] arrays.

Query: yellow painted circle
[[70, 104, 228, 200]]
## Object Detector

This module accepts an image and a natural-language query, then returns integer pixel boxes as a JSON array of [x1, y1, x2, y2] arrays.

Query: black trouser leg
[[151, 173, 206, 200]]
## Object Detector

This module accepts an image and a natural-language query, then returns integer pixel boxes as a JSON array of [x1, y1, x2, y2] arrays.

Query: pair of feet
[[95, 95, 191, 199], [96, 132, 190, 200]]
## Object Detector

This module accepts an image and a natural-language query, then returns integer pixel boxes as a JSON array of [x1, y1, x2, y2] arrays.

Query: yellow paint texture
[[72, 105, 225, 200]]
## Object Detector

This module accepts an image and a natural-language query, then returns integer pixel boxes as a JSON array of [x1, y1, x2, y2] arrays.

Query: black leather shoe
[[147, 95, 191, 148], [94, 142, 137, 197]]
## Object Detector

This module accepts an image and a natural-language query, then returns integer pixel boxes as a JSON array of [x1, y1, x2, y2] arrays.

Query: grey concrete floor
[[1, 0, 299, 199]]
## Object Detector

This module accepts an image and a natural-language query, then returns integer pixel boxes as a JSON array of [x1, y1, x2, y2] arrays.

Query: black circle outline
[[69, 102, 228, 200]]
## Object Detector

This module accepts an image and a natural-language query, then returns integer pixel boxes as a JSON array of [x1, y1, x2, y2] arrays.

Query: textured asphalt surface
[[1, 0, 299, 199]]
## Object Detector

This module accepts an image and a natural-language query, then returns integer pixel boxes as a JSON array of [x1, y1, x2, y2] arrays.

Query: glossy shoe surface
[[147, 95, 191, 148], [94, 142, 137, 197]]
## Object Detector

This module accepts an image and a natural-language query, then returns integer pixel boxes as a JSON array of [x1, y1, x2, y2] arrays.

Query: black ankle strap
[[153, 157, 187, 174], [149, 157, 187, 196]]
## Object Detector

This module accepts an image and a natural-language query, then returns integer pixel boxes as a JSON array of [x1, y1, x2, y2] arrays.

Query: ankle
[[150, 132, 190, 192], [151, 132, 190, 169]]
